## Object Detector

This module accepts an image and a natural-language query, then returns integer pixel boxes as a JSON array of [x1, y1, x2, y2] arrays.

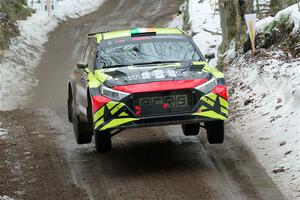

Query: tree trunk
[[219, 0, 252, 53]]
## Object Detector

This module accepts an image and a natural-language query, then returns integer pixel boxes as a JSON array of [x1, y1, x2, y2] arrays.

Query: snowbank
[[227, 49, 300, 199], [257, 4, 300, 33], [185, 1, 300, 198], [226, 5, 300, 199], [0, 0, 105, 110]]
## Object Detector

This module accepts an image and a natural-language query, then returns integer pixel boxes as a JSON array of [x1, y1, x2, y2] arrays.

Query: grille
[[132, 90, 194, 117]]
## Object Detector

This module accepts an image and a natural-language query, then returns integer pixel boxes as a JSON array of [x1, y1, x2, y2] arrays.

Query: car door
[[74, 38, 97, 120]]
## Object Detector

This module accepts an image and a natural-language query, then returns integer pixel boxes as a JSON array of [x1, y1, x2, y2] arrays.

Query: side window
[[88, 40, 97, 71]]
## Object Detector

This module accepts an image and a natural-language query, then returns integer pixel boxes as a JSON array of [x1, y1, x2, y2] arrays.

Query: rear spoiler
[[87, 30, 109, 38]]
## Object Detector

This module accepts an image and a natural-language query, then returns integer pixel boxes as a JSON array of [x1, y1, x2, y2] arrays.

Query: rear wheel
[[67, 86, 73, 122], [205, 121, 224, 144], [72, 97, 92, 144], [182, 123, 200, 136], [95, 131, 112, 153]]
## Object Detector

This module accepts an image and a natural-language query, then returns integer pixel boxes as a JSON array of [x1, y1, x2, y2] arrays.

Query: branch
[[202, 28, 222, 36]]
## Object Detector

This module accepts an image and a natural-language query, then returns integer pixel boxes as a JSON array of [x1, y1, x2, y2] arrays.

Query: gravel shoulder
[[0, 110, 88, 199]]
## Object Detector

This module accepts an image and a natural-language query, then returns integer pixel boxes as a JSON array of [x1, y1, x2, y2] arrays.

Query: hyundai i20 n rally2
[[67, 28, 228, 153]]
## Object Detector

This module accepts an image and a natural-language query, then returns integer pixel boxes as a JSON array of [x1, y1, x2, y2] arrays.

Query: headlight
[[101, 85, 130, 101], [196, 78, 217, 94]]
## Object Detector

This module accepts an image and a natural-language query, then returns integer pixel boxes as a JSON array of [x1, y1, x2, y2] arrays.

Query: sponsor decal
[[126, 69, 180, 81], [139, 95, 188, 108]]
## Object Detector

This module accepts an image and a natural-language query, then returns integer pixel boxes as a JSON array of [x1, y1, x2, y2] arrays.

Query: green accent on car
[[193, 111, 227, 120], [155, 28, 183, 35], [95, 119, 104, 129], [221, 107, 228, 115], [192, 61, 208, 66], [95, 28, 184, 43], [94, 70, 110, 83], [201, 97, 215, 107], [95, 34, 102, 43], [103, 30, 131, 40], [193, 92, 228, 120], [100, 118, 139, 131], [203, 65, 224, 79], [219, 97, 228, 108], [119, 112, 129, 117], [130, 28, 141, 35], [111, 104, 124, 115], [85, 69, 101, 88], [94, 107, 104, 123]]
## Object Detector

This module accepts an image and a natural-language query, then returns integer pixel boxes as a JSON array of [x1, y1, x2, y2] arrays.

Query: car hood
[[97, 62, 213, 88]]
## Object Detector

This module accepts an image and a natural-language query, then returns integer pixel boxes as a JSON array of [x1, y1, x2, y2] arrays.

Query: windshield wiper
[[103, 64, 131, 68], [132, 61, 181, 66], [103, 61, 181, 68]]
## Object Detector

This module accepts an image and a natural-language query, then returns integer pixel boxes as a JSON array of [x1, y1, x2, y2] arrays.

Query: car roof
[[89, 28, 186, 44]]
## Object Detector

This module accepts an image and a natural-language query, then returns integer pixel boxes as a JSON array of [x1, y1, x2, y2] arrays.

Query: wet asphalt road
[[25, 0, 285, 199]]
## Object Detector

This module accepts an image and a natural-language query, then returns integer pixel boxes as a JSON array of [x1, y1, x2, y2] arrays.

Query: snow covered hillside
[[226, 4, 300, 199], [0, 0, 105, 110], [189, 0, 221, 67], [172, 1, 300, 199], [168, 0, 221, 67]]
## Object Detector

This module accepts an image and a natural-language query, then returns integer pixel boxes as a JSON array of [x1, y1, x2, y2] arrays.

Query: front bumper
[[92, 91, 228, 131]]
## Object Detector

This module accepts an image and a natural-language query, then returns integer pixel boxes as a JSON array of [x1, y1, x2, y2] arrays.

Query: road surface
[[0, 0, 285, 199]]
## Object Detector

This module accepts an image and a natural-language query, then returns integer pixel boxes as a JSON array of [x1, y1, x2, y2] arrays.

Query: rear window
[[95, 35, 203, 69]]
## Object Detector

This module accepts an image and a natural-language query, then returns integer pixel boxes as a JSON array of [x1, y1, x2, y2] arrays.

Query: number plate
[[133, 90, 193, 116]]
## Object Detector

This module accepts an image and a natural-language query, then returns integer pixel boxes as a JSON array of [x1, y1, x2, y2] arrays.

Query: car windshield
[[95, 35, 203, 69]]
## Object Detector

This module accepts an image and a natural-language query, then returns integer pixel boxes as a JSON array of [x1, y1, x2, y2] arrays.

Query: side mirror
[[205, 53, 215, 62], [76, 62, 87, 69]]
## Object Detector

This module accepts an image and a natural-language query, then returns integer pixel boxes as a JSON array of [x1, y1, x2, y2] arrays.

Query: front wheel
[[72, 97, 92, 144], [205, 121, 224, 144], [182, 123, 200, 136], [95, 131, 112, 153]]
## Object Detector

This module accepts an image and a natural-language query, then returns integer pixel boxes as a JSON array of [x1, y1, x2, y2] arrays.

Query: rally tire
[[67, 87, 73, 123], [206, 121, 224, 144], [182, 123, 200, 136], [95, 131, 112, 153], [72, 98, 92, 144]]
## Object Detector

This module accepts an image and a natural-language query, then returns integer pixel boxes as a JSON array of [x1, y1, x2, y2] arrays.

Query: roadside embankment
[[225, 4, 300, 199], [0, 0, 31, 53]]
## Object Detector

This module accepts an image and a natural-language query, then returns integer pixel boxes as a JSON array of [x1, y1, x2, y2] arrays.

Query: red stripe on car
[[92, 95, 111, 113], [113, 79, 208, 93]]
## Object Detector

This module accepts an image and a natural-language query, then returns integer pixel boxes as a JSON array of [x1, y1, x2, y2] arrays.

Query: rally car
[[67, 28, 228, 153]]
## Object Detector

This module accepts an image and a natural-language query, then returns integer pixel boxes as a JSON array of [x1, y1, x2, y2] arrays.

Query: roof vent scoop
[[130, 28, 156, 37]]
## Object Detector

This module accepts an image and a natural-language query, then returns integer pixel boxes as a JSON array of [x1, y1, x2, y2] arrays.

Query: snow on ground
[[225, 4, 300, 199], [256, 4, 300, 33], [189, 0, 222, 67], [0, 122, 8, 139], [0, 128, 8, 139], [168, 0, 221, 67], [0, 0, 105, 110], [167, 4, 184, 29], [0, 195, 14, 200]]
